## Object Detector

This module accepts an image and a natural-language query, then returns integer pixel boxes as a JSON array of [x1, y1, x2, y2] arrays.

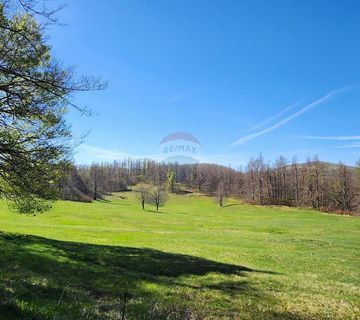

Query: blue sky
[[48, 0, 360, 167]]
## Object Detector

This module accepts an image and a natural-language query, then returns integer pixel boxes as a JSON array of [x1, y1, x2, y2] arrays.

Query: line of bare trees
[[244, 155, 360, 213], [133, 183, 168, 211], [59, 156, 360, 214]]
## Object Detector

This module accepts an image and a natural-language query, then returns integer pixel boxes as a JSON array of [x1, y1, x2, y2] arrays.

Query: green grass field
[[0, 192, 359, 319]]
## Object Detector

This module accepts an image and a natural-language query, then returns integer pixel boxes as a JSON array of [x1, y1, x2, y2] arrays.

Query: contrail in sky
[[230, 86, 351, 147], [249, 101, 301, 131]]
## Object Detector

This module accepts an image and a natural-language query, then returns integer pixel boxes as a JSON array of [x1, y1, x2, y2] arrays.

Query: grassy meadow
[[0, 192, 359, 319]]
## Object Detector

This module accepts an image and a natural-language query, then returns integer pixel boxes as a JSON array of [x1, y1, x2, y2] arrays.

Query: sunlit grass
[[0, 192, 359, 319]]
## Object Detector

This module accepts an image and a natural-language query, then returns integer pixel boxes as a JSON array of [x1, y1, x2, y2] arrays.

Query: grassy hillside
[[0, 192, 359, 319]]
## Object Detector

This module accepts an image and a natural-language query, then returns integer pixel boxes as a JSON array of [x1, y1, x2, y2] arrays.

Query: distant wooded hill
[[59, 157, 360, 215]]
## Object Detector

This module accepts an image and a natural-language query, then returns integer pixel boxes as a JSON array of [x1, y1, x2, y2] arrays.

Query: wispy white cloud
[[292, 135, 360, 141], [290, 135, 360, 149], [336, 142, 360, 149], [167, 93, 188, 102], [75, 144, 163, 164], [167, 87, 203, 103], [76, 145, 132, 161], [230, 86, 351, 147]]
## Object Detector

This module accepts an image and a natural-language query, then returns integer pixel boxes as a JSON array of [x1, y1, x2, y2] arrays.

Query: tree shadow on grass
[[172, 189, 193, 195], [96, 199, 131, 206], [222, 203, 242, 208], [0, 232, 276, 319], [144, 209, 166, 214]]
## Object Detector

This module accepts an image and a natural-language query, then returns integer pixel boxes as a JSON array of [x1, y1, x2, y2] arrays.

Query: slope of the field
[[0, 192, 359, 319]]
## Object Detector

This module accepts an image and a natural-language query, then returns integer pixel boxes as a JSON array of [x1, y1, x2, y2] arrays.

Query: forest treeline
[[60, 156, 360, 215]]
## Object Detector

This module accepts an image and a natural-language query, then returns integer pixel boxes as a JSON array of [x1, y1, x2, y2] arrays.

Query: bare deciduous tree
[[134, 184, 149, 210], [215, 181, 226, 207], [59, 156, 360, 215], [147, 185, 168, 211]]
